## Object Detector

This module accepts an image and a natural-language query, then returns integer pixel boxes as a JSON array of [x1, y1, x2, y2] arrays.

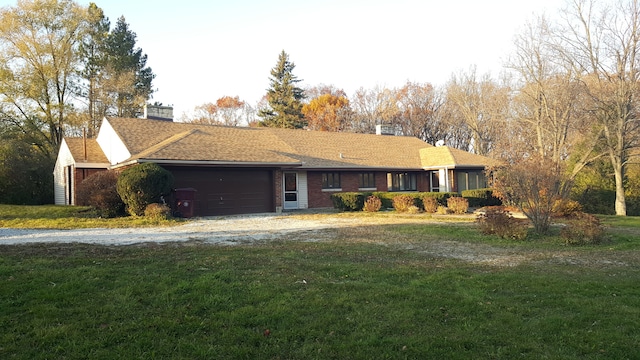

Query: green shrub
[[331, 192, 367, 211], [476, 207, 528, 240], [392, 194, 416, 212], [144, 203, 172, 220], [117, 163, 174, 216], [571, 189, 615, 215], [561, 212, 607, 245], [371, 192, 396, 209], [367, 192, 458, 210], [75, 170, 125, 218], [461, 188, 502, 207], [447, 197, 469, 214], [422, 197, 438, 213], [362, 195, 382, 212]]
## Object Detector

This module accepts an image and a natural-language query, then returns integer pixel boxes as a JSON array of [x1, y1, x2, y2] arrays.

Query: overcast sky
[[3, 0, 566, 117]]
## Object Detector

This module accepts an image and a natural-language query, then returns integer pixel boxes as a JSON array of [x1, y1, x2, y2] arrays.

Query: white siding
[[53, 140, 74, 205], [96, 118, 131, 165], [298, 171, 308, 209]]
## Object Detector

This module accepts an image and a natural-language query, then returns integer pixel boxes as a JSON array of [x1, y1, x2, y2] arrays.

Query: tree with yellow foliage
[[302, 93, 350, 131]]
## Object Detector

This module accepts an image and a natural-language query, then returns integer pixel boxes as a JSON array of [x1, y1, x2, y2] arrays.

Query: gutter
[[109, 158, 304, 169]]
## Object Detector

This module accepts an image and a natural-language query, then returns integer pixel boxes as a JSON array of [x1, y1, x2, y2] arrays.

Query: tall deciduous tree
[[393, 81, 448, 145], [302, 92, 350, 131], [509, 15, 599, 174], [0, 0, 87, 157], [348, 86, 398, 133], [445, 67, 510, 156], [258, 50, 305, 128], [186, 96, 252, 126], [556, 0, 640, 216]]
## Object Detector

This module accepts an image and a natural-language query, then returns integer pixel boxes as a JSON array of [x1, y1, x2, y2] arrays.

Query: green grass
[[1, 206, 640, 359], [0, 204, 182, 229]]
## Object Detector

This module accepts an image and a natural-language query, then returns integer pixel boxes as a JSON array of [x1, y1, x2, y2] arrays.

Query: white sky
[[4, 0, 566, 117]]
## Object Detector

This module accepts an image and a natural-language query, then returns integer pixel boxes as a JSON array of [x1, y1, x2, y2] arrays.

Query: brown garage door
[[165, 167, 274, 216]]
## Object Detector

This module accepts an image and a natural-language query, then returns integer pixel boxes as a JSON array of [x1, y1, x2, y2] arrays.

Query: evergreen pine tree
[[103, 16, 155, 118], [258, 50, 306, 128]]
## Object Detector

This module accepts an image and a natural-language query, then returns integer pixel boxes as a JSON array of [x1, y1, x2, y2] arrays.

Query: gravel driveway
[[0, 213, 371, 246]]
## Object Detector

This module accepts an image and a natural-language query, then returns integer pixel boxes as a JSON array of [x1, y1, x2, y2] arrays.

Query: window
[[359, 172, 376, 188], [457, 171, 487, 191], [322, 172, 341, 189], [387, 172, 417, 191]]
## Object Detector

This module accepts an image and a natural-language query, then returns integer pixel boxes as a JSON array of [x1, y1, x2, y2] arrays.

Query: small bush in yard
[[447, 197, 469, 214], [476, 207, 528, 240], [421, 192, 457, 207], [117, 163, 174, 216], [392, 194, 415, 212], [144, 203, 172, 220], [407, 205, 420, 214], [363, 195, 382, 212], [331, 192, 366, 211], [552, 199, 583, 218], [561, 212, 607, 245], [461, 188, 502, 207], [75, 170, 125, 218], [436, 205, 450, 215], [422, 197, 438, 213]]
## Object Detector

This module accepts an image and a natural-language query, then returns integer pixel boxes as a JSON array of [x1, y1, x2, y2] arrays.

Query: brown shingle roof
[[419, 146, 499, 169], [102, 117, 496, 170], [65, 137, 109, 164]]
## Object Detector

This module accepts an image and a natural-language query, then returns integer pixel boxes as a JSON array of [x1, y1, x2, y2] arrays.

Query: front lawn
[[0, 204, 181, 229], [1, 208, 640, 359]]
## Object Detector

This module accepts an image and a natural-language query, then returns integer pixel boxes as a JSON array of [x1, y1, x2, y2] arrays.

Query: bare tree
[[393, 81, 449, 144], [556, 0, 640, 215], [509, 15, 600, 175], [444, 67, 510, 156], [348, 86, 397, 133]]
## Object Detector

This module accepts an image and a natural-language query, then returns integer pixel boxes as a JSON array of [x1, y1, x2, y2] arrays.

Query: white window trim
[[322, 188, 343, 192]]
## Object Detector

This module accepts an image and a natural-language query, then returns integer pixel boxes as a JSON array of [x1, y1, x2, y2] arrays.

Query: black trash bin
[[174, 188, 197, 218]]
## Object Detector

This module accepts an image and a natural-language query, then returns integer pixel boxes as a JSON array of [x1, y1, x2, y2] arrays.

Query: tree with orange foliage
[[188, 96, 250, 126], [302, 93, 350, 131]]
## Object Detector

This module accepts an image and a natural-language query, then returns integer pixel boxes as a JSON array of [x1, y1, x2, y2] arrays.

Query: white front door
[[283, 172, 298, 209]]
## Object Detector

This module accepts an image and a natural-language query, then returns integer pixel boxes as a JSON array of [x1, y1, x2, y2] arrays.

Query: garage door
[[165, 167, 274, 216]]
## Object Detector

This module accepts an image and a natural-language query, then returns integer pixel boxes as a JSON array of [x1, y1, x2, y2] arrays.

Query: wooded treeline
[[186, 0, 640, 216], [0, 0, 154, 204]]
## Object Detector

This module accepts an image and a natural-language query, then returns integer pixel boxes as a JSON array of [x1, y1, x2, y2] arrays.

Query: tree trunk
[[613, 162, 627, 216]]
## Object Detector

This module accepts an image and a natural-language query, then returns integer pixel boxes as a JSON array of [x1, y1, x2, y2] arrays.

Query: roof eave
[[112, 158, 304, 169], [72, 162, 110, 169]]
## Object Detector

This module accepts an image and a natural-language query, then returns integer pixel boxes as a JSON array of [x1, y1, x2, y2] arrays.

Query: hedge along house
[[54, 117, 498, 216]]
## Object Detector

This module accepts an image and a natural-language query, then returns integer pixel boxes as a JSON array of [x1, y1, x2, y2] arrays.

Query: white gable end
[[53, 139, 74, 205], [96, 118, 132, 165]]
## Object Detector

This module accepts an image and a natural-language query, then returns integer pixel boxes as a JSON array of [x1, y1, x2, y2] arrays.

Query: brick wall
[[307, 172, 333, 208], [274, 169, 283, 209], [305, 170, 433, 209]]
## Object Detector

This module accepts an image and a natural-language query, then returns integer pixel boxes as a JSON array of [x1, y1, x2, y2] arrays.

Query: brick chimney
[[143, 104, 173, 121]]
